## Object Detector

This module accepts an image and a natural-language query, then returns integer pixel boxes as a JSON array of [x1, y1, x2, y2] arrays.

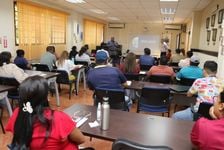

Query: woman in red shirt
[[6, 76, 85, 150], [191, 91, 224, 150], [119, 52, 140, 74]]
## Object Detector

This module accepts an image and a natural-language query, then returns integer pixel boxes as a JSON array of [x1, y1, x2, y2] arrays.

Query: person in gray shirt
[[40, 46, 56, 71]]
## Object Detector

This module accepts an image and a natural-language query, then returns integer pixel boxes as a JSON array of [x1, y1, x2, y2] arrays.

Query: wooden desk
[[0, 85, 16, 116], [64, 104, 194, 150], [25, 70, 60, 106], [126, 81, 190, 92]]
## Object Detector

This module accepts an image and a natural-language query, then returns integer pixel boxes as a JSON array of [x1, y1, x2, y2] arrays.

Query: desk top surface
[[64, 104, 194, 150], [25, 70, 59, 79], [126, 81, 190, 92]]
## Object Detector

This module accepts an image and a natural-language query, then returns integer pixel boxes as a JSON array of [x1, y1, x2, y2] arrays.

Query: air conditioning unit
[[108, 23, 125, 28], [164, 24, 182, 30]]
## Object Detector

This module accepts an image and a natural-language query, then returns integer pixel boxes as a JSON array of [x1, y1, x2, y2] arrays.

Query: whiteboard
[[129, 35, 160, 56]]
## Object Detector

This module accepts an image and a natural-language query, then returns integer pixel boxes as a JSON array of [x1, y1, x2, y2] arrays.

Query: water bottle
[[71, 57, 75, 64], [97, 102, 101, 123], [101, 97, 110, 130]]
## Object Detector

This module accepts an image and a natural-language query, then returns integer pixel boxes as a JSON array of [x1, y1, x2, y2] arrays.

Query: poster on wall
[[3, 36, 7, 48]]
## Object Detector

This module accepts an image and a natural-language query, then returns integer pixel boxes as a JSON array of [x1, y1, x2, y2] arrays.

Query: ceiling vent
[[108, 23, 125, 28], [164, 24, 182, 30]]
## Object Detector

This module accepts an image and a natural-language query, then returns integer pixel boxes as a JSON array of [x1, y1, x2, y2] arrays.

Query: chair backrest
[[124, 73, 140, 81], [32, 64, 50, 72], [140, 65, 152, 71], [197, 102, 213, 120], [149, 75, 171, 84], [169, 62, 178, 67], [75, 61, 89, 66], [112, 138, 173, 150], [140, 87, 170, 106], [179, 78, 196, 86], [52, 70, 70, 84], [94, 89, 126, 110], [0, 77, 19, 96]]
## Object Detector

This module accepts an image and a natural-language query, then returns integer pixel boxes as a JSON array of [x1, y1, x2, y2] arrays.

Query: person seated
[[176, 55, 203, 80], [147, 56, 175, 78], [139, 48, 155, 66], [178, 51, 193, 67], [0, 51, 28, 83], [191, 91, 224, 149], [119, 52, 140, 74], [169, 48, 185, 64], [172, 61, 224, 121], [69, 46, 78, 60], [40, 46, 57, 71], [75, 46, 91, 65], [14, 49, 31, 70], [87, 50, 131, 107], [56, 51, 79, 80], [6, 76, 85, 149], [0, 51, 29, 100]]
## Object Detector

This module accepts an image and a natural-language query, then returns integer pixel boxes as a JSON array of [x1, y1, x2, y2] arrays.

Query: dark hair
[[84, 44, 89, 50], [46, 46, 55, 53], [175, 49, 181, 54], [16, 49, 25, 57], [144, 48, 151, 55], [78, 46, 87, 57], [160, 56, 168, 65], [221, 91, 224, 103], [190, 61, 199, 66], [0, 51, 12, 66], [186, 51, 193, 58], [71, 46, 77, 52], [204, 61, 218, 73], [101, 44, 108, 50], [12, 76, 53, 149]]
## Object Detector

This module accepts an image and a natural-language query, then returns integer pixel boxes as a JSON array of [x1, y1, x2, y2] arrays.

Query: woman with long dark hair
[[75, 46, 91, 65], [6, 76, 85, 149]]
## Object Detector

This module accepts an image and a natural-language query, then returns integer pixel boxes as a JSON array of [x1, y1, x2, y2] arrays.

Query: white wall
[[105, 23, 184, 55], [0, 0, 15, 56]]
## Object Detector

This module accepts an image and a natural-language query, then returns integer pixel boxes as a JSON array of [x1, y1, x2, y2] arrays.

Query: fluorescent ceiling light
[[160, 0, 178, 1], [161, 8, 176, 14], [163, 17, 174, 22], [108, 17, 120, 21], [89, 9, 107, 14], [65, 0, 86, 3]]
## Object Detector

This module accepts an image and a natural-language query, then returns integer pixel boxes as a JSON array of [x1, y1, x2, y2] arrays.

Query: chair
[[52, 70, 77, 99], [179, 77, 196, 86], [94, 89, 128, 111], [193, 102, 213, 121], [137, 87, 171, 116], [32, 64, 50, 71], [169, 62, 178, 66], [124, 73, 140, 81], [0, 77, 20, 107], [149, 75, 171, 84], [140, 65, 152, 71], [74, 61, 89, 67], [112, 138, 173, 150]]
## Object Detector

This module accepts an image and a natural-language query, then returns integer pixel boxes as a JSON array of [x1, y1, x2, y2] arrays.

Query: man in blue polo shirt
[[139, 48, 155, 66], [87, 50, 131, 107], [176, 55, 203, 80]]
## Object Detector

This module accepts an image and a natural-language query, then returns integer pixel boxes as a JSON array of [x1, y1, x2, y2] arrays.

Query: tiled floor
[[0, 84, 173, 150]]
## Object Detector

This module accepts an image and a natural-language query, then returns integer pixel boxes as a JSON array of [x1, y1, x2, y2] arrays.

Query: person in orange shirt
[[147, 56, 175, 78]]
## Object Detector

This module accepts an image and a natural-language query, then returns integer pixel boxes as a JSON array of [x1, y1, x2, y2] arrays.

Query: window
[[14, 1, 68, 59]]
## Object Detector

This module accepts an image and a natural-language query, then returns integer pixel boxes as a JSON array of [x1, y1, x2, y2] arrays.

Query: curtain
[[84, 20, 104, 50], [16, 1, 68, 60]]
